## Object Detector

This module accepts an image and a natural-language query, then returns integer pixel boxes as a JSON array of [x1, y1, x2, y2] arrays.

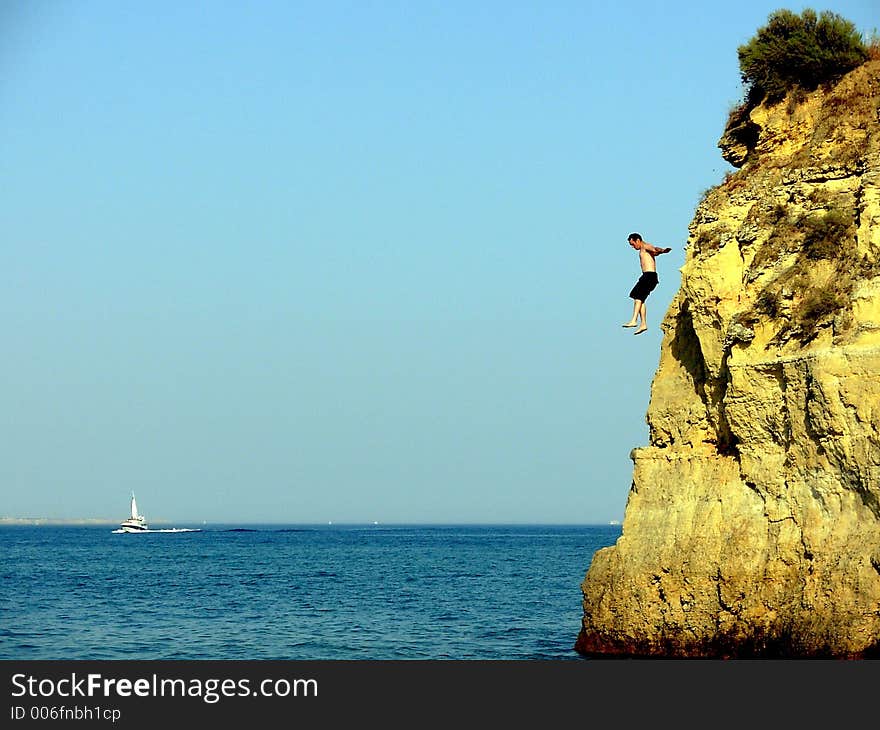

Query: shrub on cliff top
[[738, 8, 868, 105]]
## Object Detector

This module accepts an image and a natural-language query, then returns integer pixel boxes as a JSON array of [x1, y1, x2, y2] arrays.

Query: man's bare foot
[[634, 327, 647, 335], [622, 322, 637, 328]]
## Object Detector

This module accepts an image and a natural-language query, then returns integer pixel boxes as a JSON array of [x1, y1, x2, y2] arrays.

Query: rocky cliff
[[577, 60, 880, 658]]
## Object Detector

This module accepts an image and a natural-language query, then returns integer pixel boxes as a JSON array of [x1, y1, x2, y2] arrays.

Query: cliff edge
[[577, 60, 880, 658]]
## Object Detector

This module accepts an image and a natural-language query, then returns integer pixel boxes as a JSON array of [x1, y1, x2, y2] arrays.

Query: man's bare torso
[[638, 246, 658, 273]]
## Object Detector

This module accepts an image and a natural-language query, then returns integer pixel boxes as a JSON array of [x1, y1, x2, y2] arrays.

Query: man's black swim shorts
[[629, 271, 658, 301]]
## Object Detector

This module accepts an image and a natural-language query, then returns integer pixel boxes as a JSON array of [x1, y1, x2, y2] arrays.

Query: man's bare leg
[[623, 299, 641, 327], [634, 302, 647, 334]]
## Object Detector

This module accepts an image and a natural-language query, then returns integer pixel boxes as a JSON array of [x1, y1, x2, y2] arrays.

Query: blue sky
[[2, 1, 877, 524]]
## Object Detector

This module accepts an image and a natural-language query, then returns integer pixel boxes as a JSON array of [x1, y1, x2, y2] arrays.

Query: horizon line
[[1, 517, 622, 527]]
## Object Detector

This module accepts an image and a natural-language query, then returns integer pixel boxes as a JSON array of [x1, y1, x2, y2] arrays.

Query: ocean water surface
[[1, 524, 621, 660]]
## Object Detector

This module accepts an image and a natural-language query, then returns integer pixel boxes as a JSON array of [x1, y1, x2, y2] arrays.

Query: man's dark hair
[[628, 233, 642, 241]]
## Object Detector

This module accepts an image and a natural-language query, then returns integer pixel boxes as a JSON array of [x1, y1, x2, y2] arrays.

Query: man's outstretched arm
[[644, 242, 672, 254]]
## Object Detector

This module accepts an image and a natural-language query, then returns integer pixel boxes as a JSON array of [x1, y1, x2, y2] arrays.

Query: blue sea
[[1, 524, 620, 660]]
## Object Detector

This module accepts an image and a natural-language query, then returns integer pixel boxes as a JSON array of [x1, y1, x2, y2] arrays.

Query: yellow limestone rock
[[577, 61, 880, 657]]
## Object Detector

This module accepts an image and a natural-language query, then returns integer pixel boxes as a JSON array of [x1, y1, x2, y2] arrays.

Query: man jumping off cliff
[[623, 233, 672, 335]]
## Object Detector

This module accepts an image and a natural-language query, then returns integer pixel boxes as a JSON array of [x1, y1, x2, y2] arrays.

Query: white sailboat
[[116, 492, 149, 533]]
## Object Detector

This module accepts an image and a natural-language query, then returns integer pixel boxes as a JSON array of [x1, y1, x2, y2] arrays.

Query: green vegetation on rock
[[738, 8, 868, 105]]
